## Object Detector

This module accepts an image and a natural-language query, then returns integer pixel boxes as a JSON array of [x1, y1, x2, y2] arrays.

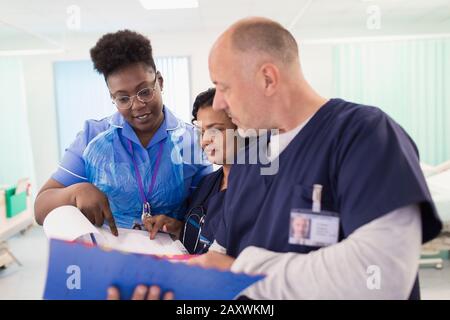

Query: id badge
[[289, 209, 339, 247]]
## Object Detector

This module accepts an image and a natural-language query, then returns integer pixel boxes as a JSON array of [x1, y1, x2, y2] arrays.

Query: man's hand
[[187, 251, 236, 271], [70, 182, 118, 236], [143, 214, 183, 240], [107, 285, 174, 300]]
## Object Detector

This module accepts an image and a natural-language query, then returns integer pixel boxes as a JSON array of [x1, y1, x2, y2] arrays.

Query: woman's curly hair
[[90, 29, 156, 78]]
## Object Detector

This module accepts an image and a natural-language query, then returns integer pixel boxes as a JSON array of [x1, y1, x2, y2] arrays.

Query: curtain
[[0, 58, 36, 186], [333, 38, 450, 166]]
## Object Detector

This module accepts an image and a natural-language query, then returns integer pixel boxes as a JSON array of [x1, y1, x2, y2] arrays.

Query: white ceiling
[[0, 0, 449, 49]]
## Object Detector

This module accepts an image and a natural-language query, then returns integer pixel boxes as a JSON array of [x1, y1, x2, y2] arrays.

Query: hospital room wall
[[13, 32, 333, 191]]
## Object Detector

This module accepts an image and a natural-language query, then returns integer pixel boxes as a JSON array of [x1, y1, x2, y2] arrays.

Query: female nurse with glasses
[[34, 30, 212, 235], [142, 88, 245, 253]]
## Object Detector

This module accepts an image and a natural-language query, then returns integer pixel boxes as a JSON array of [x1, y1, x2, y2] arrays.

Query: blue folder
[[44, 239, 264, 300]]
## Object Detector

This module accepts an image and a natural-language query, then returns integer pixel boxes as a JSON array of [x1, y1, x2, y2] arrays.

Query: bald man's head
[[208, 18, 306, 132], [227, 17, 299, 66], [208, 19, 326, 178]]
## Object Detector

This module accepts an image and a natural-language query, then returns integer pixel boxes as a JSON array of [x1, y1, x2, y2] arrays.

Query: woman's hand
[[143, 214, 183, 240], [107, 285, 174, 300], [69, 182, 118, 236]]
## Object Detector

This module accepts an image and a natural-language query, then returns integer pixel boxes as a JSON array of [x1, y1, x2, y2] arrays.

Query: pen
[[312, 184, 322, 213], [90, 233, 98, 245]]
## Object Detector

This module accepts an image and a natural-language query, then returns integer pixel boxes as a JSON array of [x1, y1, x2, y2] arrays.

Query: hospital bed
[[421, 162, 450, 269]]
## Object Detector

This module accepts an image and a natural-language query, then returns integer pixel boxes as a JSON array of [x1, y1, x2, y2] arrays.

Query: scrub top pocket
[[288, 184, 340, 252], [291, 184, 335, 212]]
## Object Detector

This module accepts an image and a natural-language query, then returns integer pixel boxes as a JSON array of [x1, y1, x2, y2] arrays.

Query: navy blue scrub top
[[182, 167, 225, 254], [215, 98, 442, 299]]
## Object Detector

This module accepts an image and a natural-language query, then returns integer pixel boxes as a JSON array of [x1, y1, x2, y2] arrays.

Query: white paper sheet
[[43, 205, 186, 255]]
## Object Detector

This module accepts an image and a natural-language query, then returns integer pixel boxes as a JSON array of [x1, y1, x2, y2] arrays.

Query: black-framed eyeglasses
[[182, 206, 208, 254], [111, 72, 159, 110]]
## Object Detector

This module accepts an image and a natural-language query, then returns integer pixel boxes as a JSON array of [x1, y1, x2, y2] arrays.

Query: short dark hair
[[192, 88, 215, 123], [90, 30, 156, 79]]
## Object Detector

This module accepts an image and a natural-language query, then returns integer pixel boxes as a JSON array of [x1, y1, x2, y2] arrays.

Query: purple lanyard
[[128, 139, 164, 215]]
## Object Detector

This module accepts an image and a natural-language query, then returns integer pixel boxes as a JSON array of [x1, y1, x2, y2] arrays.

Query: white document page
[[43, 205, 186, 255]]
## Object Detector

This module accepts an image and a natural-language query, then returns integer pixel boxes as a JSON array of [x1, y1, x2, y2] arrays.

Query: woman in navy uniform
[[144, 88, 244, 254]]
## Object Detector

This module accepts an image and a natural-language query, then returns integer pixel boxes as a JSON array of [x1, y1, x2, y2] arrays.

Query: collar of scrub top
[[108, 105, 181, 149], [242, 130, 271, 165]]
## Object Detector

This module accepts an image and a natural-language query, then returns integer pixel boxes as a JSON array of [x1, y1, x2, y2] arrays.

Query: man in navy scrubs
[[188, 17, 442, 300]]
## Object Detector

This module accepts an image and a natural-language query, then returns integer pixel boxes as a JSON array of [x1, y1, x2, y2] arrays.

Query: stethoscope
[[181, 168, 224, 253], [182, 207, 207, 253]]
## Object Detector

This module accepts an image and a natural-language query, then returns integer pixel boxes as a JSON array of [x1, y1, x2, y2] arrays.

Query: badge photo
[[289, 209, 339, 247]]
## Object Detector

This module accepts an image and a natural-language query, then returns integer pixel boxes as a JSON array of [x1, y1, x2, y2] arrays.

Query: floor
[[0, 225, 450, 300], [0, 225, 48, 299]]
